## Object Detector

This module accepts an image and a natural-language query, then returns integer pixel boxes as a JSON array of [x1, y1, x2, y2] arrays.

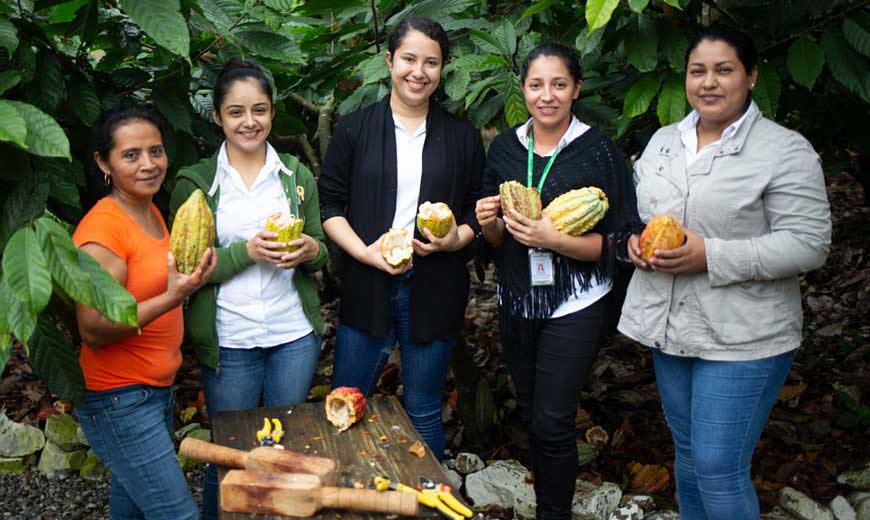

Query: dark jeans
[[501, 299, 605, 520], [332, 273, 454, 460]]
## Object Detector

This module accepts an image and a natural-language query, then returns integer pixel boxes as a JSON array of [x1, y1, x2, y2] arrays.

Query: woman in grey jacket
[[618, 26, 831, 519]]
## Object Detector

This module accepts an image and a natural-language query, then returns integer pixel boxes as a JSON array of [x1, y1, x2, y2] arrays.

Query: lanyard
[[526, 127, 560, 192]]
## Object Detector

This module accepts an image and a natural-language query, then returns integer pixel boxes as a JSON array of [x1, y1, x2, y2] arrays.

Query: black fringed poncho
[[481, 126, 643, 336]]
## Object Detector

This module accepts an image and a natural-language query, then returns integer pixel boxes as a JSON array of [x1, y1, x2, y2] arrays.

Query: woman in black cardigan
[[475, 44, 641, 519], [318, 16, 484, 460]]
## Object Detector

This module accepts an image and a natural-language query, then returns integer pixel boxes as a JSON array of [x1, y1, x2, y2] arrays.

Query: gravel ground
[[0, 468, 205, 520]]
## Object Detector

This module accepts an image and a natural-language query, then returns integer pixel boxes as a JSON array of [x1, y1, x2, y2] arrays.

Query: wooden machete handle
[[321, 486, 420, 516], [179, 437, 248, 468]]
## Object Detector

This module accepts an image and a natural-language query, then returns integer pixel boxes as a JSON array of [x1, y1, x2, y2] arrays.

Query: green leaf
[[622, 73, 662, 118], [31, 52, 64, 113], [468, 93, 503, 128], [629, 0, 649, 14], [198, 0, 242, 36], [36, 157, 81, 209], [752, 63, 781, 118], [0, 17, 18, 54], [77, 249, 139, 328], [519, 0, 562, 21], [503, 75, 528, 127], [6, 101, 71, 159], [0, 100, 27, 149], [786, 38, 825, 90], [385, 0, 477, 27], [626, 15, 658, 72], [69, 75, 101, 126], [2, 227, 52, 315], [237, 30, 304, 64], [6, 290, 38, 345], [152, 88, 193, 134], [492, 18, 517, 57], [0, 332, 10, 374], [0, 277, 11, 334], [360, 55, 389, 86], [0, 70, 22, 96], [29, 314, 86, 404], [35, 217, 93, 308], [821, 29, 870, 103], [661, 29, 688, 73], [445, 54, 507, 75], [120, 0, 190, 58], [843, 15, 870, 57], [663, 0, 685, 9], [1, 168, 49, 248], [575, 26, 604, 57], [465, 75, 502, 109], [656, 74, 687, 125], [469, 30, 504, 56], [586, 0, 620, 32], [444, 68, 471, 102]]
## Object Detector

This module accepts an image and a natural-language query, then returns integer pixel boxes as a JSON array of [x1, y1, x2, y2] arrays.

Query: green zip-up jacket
[[168, 150, 327, 369]]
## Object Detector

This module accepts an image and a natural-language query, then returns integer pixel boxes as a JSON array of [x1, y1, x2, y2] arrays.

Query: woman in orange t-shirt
[[73, 105, 216, 520]]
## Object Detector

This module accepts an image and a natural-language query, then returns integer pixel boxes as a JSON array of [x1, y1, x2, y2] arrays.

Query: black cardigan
[[319, 96, 485, 342], [481, 126, 643, 335]]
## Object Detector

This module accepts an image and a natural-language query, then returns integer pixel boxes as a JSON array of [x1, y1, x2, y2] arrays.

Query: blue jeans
[[77, 385, 198, 520], [332, 274, 454, 460], [200, 332, 321, 520], [653, 349, 795, 520]]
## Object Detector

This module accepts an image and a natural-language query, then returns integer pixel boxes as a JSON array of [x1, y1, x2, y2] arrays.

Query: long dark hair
[[388, 16, 450, 64]]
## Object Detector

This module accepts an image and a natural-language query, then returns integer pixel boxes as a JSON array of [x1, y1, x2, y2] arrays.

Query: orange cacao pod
[[325, 387, 366, 433], [639, 215, 685, 261]]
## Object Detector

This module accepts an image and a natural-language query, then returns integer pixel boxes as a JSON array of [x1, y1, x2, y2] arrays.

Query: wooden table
[[212, 395, 460, 519]]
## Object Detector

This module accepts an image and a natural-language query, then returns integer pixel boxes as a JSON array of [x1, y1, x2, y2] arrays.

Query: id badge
[[529, 249, 554, 286]]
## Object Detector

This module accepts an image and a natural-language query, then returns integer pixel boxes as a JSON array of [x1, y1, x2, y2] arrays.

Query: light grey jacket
[[618, 106, 831, 360]]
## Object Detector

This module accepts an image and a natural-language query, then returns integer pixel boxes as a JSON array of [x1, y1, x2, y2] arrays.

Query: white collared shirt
[[391, 116, 427, 234], [679, 102, 757, 167], [213, 142, 312, 349], [515, 116, 612, 318]]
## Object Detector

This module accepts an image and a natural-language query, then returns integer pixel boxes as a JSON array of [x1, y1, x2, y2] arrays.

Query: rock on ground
[[0, 413, 45, 458], [44, 414, 85, 452], [454, 452, 485, 474], [572, 480, 622, 520], [780, 487, 835, 520], [839, 464, 870, 491], [465, 460, 536, 518], [37, 441, 87, 478]]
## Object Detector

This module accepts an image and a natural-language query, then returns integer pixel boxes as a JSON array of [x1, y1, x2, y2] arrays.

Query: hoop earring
[[104, 173, 111, 186]]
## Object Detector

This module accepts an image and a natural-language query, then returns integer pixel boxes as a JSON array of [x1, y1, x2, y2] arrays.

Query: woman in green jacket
[[168, 59, 327, 520]]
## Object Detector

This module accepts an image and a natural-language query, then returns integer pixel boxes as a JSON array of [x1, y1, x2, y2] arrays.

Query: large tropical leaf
[[786, 38, 825, 90], [237, 30, 305, 64], [842, 14, 870, 57], [152, 87, 193, 134], [0, 168, 50, 248], [656, 74, 687, 126], [575, 26, 604, 57], [0, 70, 22, 96], [629, 0, 649, 14], [519, 0, 562, 21], [660, 29, 688, 73], [76, 250, 139, 328], [445, 69, 472, 102], [5, 101, 71, 158], [385, 0, 477, 27], [622, 73, 662, 118], [31, 52, 64, 113], [0, 16, 18, 54], [752, 63, 781, 118], [35, 217, 92, 306], [69, 75, 101, 126], [626, 15, 658, 72], [586, 0, 620, 32], [821, 29, 870, 103], [2, 227, 51, 315], [0, 100, 27, 149], [28, 314, 86, 404], [359, 54, 389, 86], [198, 0, 243, 35], [491, 18, 517, 57], [503, 75, 527, 127], [36, 157, 81, 209], [119, 0, 190, 58], [3, 279, 37, 344]]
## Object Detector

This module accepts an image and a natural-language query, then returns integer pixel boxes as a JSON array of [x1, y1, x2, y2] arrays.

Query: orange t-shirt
[[73, 197, 183, 391]]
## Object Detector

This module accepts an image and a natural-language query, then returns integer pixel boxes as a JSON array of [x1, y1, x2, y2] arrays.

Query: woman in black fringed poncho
[[475, 44, 642, 520]]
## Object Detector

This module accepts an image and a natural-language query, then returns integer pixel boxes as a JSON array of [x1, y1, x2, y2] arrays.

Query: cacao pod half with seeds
[[416, 201, 453, 238], [380, 228, 413, 267], [639, 215, 685, 261], [325, 387, 365, 433], [265, 212, 305, 253], [499, 180, 542, 220], [170, 189, 215, 274], [543, 187, 609, 236]]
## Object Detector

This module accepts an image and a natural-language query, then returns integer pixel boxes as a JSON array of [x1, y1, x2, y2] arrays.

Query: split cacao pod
[[380, 228, 413, 267], [639, 215, 685, 261], [543, 187, 609, 236], [499, 180, 542, 220], [416, 201, 453, 239], [265, 212, 305, 253], [325, 386, 366, 433], [170, 189, 215, 275]]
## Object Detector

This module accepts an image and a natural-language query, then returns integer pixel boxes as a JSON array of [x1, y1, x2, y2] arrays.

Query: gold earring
[[104, 173, 111, 186]]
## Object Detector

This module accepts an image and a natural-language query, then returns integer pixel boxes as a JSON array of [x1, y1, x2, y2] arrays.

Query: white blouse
[[212, 143, 312, 349], [390, 116, 427, 235]]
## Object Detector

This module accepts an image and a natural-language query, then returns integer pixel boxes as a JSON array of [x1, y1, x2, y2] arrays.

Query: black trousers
[[501, 298, 605, 520]]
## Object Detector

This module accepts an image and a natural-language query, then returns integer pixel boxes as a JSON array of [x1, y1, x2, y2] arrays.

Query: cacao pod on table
[[380, 228, 413, 267], [170, 189, 215, 275], [543, 187, 609, 236], [639, 215, 685, 261], [265, 212, 305, 253], [499, 180, 542, 220], [325, 387, 366, 433], [416, 201, 453, 239]]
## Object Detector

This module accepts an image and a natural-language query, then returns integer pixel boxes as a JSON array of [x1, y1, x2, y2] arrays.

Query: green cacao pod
[[265, 212, 305, 253], [170, 189, 215, 275], [542, 187, 609, 236], [499, 180, 542, 220], [380, 228, 413, 267], [416, 201, 453, 239]]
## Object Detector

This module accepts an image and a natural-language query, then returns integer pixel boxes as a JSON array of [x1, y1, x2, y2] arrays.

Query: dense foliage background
[[0, 0, 867, 404]]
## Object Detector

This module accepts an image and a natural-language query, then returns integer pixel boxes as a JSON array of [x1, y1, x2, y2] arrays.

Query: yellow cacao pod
[[416, 201, 453, 238], [170, 189, 214, 275], [543, 187, 609, 236], [265, 212, 305, 253], [499, 180, 542, 220], [639, 215, 685, 261], [380, 228, 413, 267]]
